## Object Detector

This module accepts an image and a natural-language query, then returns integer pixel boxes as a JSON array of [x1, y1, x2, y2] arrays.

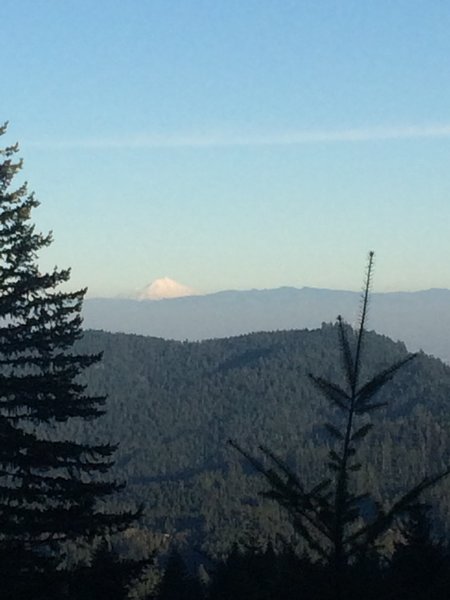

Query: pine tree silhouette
[[231, 252, 450, 599], [0, 124, 141, 598]]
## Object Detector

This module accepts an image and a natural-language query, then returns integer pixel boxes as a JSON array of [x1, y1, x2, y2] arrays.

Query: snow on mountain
[[137, 277, 196, 300]]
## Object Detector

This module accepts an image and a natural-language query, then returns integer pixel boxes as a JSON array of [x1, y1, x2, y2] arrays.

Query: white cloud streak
[[25, 124, 450, 150]]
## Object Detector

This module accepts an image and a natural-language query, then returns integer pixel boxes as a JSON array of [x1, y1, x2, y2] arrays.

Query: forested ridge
[[71, 325, 450, 558]]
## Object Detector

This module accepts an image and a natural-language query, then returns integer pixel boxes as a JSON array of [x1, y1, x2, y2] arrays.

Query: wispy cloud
[[25, 124, 450, 150]]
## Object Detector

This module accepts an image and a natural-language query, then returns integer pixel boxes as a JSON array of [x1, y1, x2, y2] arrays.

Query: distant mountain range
[[83, 287, 450, 362]]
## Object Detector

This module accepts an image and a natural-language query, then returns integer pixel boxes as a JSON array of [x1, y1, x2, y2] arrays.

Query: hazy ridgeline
[[84, 287, 450, 363]]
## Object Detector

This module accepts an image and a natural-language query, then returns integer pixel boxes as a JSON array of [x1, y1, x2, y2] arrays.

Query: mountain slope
[[73, 326, 450, 554]]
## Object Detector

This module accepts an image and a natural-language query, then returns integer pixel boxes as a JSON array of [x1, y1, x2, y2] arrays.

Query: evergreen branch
[[230, 440, 335, 544], [328, 449, 343, 466], [348, 463, 362, 471], [263, 486, 335, 544], [355, 354, 417, 408], [350, 423, 373, 442], [325, 423, 344, 440], [259, 444, 306, 492], [258, 445, 333, 508], [291, 517, 330, 559], [308, 374, 350, 411], [228, 439, 269, 478], [346, 467, 450, 553], [309, 478, 333, 497]]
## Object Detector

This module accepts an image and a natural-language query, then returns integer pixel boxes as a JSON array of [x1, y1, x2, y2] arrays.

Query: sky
[[1, 0, 450, 297]]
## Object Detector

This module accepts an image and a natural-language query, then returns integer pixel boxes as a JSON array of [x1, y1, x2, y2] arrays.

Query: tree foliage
[[0, 124, 139, 598], [230, 252, 450, 598]]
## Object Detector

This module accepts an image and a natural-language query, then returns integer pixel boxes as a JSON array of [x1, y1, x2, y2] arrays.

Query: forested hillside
[[71, 325, 450, 557]]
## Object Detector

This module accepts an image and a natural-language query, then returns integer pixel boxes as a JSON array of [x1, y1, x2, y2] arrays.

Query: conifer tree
[[231, 252, 450, 599], [0, 124, 139, 598]]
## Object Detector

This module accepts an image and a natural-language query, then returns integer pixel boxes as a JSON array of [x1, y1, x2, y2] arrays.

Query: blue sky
[[2, 0, 450, 296]]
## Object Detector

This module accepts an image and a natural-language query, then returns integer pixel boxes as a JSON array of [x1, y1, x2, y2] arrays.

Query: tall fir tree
[[0, 124, 139, 598], [231, 252, 450, 600]]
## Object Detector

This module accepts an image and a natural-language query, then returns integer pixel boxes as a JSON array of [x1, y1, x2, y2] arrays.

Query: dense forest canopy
[[72, 325, 450, 557]]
